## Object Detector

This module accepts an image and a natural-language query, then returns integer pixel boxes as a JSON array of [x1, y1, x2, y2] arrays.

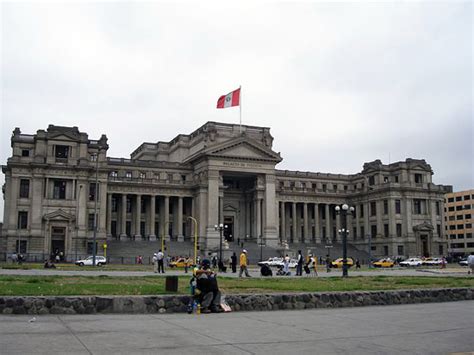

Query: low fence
[[0, 288, 472, 315]]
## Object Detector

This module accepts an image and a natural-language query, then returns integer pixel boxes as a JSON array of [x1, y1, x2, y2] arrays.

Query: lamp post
[[335, 204, 355, 277], [259, 235, 265, 262], [92, 153, 99, 267], [214, 223, 226, 269], [188, 217, 198, 265]]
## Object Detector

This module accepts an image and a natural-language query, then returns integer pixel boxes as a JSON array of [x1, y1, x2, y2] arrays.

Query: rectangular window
[[16, 240, 27, 253], [449, 216, 455, 221], [368, 176, 375, 185], [126, 221, 131, 236], [140, 221, 146, 236], [466, 223, 472, 229], [437, 224, 441, 237], [397, 245, 404, 255], [55, 145, 69, 159], [111, 221, 117, 237], [360, 204, 364, 217], [447, 197, 454, 203], [449, 234, 456, 239], [353, 227, 357, 240], [384, 224, 389, 237], [467, 243, 474, 247], [125, 172, 132, 179], [87, 242, 97, 255], [333, 184, 337, 191], [439, 245, 444, 255], [456, 215, 463, 220], [111, 197, 118, 212], [465, 214, 472, 220], [370, 202, 376, 216], [383, 245, 389, 256], [21, 149, 30, 157], [371, 225, 377, 238], [18, 211, 28, 229], [344, 185, 348, 191], [467, 233, 473, 238], [436, 202, 440, 215], [448, 206, 455, 211], [464, 204, 471, 210], [458, 233, 464, 239], [19, 179, 30, 198], [395, 200, 401, 214], [456, 196, 462, 202], [383, 200, 388, 215], [141, 199, 146, 214], [456, 205, 463, 211], [413, 199, 422, 214], [88, 213, 95, 230], [360, 226, 365, 239], [322, 184, 327, 191], [449, 225, 456, 230], [110, 171, 118, 178], [457, 224, 464, 230], [464, 195, 471, 200], [89, 183, 99, 202], [53, 180, 67, 199], [396, 223, 402, 237], [394, 175, 399, 183], [414, 174, 423, 183]]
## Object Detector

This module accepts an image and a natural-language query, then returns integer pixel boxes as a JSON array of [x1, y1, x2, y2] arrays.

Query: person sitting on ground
[[43, 259, 56, 269], [194, 259, 223, 313]]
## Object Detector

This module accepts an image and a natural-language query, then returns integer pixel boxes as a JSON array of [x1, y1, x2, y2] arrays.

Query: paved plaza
[[0, 301, 472, 354]]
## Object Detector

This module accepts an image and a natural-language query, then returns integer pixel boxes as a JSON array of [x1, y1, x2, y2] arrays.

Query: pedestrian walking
[[467, 252, 474, 275], [231, 252, 237, 273], [157, 249, 165, 273], [239, 249, 251, 277], [152, 253, 158, 273], [355, 259, 361, 269], [296, 250, 303, 276]]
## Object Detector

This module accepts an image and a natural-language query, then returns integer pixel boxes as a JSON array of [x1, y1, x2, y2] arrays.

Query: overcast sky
[[1, 1, 472, 222]]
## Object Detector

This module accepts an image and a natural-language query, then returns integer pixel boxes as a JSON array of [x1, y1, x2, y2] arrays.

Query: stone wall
[[1, 288, 472, 315]]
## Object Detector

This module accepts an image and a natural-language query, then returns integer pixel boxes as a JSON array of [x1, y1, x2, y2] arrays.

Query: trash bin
[[165, 276, 179, 292]]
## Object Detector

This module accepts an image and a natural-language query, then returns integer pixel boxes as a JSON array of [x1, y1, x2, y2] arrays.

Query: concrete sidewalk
[[0, 301, 472, 354]]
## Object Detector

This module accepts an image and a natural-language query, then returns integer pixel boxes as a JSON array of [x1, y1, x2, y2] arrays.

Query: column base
[[106, 234, 113, 241], [177, 235, 184, 242], [119, 234, 128, 241], [134, 235, 142, 241], [149, 235, 157, 242]]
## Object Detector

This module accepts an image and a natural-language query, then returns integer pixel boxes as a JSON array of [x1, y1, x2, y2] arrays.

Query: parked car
[[75, 256, 107, 266], [399, 258, 422, 267], [372, 258, 395, 268], [422, 258, 443, 266], [258, 257, 284, 267], [331, 258, 354, 268], [458, 258, 468, 267], [169, 257, 193, 268], [258, 257, 298, 268]]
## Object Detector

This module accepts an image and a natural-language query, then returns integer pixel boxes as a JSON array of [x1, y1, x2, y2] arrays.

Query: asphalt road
[[0, 266, 470, 278], [0, 301, 472, 354]]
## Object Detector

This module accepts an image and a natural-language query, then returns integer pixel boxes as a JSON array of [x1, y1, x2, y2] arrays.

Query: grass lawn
[[0, 275, 472, 296]]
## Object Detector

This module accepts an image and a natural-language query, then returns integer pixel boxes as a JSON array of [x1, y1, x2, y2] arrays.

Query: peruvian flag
[[216, 88, 240, 109]]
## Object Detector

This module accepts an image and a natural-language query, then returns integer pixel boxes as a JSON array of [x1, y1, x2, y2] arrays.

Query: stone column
[[149, 195, 156, 241], [164, 196, 170, 238], [120, 194, 127, 240], [135, 194, 142, 240], [177, 196, 184, 242], [376, 200, 383, 239], [280, 202, 286, 241], [291, 202, 297, 243], [325, 204, 331, 242], [303, 203, 309, 243], [364, 202, 370, 240], [314, 203, 321, 243], [106, 194, 112, 239], [355, 204, 360, 241], [335, 206, 341, 242], [206, 170, 220, 249], [263, 174, 278, 247], [256, 198, 262, 239], [389, 198, 396, 239]]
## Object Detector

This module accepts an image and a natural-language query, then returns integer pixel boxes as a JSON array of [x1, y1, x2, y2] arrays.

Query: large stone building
[[1, 122, 451, 260], [444, 189, 474, 257]]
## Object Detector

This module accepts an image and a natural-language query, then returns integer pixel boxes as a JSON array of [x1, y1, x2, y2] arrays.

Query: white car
[[75, 256, 107, 266], [399, 258, 423, 267], [422, 258, 443, 266], [258, 257, 298, 268]]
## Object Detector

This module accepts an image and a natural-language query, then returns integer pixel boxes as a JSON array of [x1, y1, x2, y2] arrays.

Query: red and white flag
[[216, 88, 240, 109]]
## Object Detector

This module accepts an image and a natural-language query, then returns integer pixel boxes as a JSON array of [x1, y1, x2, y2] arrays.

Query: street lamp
[[335, 203, 355, 277], [188, 217, 198, 265], [214, 223, 226, 270], [92, 153, 99, 267]]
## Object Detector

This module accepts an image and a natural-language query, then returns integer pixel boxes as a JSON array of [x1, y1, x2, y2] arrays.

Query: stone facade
[[1, 122, 452, 259], [0, 288, 472, 314]]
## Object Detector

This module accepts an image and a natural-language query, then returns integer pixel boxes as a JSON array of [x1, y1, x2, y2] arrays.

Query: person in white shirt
[[467, 252, 474, 275], [157, 250, 165, 273]]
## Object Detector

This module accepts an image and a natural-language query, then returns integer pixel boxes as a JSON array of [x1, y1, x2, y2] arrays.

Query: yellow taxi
[[372, 258, 395, 268], [169, 257, 193, 268], [330, 258, 354, 268]]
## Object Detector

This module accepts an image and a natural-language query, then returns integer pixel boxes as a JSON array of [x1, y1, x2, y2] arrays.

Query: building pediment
[[413, 221, 434, 232], [43, 209, 76, 222], [190, 136, 282, 164]]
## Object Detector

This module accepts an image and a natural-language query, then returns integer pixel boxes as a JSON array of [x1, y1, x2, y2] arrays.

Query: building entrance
[[51, 227, 65, 256], [224, 216, 234, 241]]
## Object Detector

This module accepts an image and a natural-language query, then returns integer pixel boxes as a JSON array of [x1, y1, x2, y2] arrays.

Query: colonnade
[[106, 193, 194, 241]]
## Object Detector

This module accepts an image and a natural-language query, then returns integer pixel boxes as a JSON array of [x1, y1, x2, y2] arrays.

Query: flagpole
[[239, 85, 242, 133]]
